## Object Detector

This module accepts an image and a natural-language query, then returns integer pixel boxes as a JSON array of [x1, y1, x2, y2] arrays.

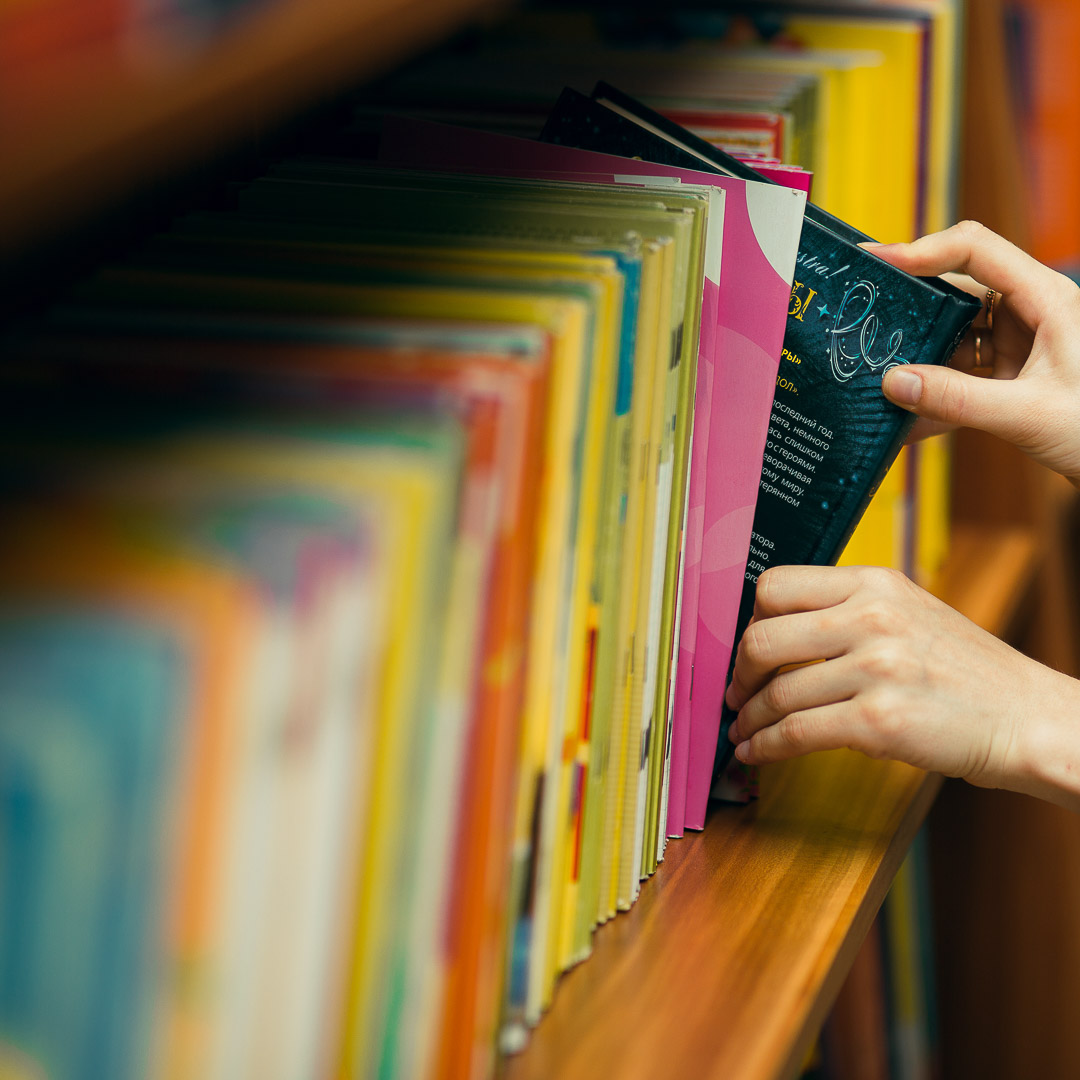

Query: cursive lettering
[[827, 280, 905, 382]]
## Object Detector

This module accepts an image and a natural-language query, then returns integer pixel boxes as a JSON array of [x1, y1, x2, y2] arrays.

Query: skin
[[725, 220, 1080, 812]]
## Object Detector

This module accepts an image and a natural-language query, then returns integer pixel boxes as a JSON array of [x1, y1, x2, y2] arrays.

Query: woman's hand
[[867, 221, 1080, 488], [725, 564, 1080, 810]]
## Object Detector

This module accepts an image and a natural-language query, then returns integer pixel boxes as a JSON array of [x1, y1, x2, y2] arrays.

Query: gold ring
[[973, 330, 985, 369], [985, 287, 997, 332]]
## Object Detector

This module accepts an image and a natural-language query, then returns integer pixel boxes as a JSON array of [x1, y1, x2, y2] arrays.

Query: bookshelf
[[502, 524, 1037, 1080], [0, 2, 1069, 1078]]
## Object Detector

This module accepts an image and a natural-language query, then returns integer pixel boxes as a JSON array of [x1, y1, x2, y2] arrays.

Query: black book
[[540, 82, 981, 779]]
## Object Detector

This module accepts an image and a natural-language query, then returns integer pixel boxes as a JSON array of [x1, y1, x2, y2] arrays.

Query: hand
[[724, 564, 1080, 810], [866, 221, 1080, 488]]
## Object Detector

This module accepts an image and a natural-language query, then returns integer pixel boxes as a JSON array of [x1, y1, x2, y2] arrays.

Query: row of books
[[0, 7, 977, 1079]]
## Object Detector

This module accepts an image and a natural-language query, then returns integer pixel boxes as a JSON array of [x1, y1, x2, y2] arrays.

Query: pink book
[[378, 116, 804, 833], [735, 157, 813, 196]]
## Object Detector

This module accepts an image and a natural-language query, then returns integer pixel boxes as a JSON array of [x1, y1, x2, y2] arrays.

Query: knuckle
[[816, 606, 842, 638], [860, 641, 907, 681], [761, 677, 793, 718], [778, 712, 810, 753], [857, 564, 904, 594], [741, 621, 773, 667], [857, 689, 903, 744], [954, 219, 986, 243], [854, 567, 910, 619], [857, 597, 896, 637]]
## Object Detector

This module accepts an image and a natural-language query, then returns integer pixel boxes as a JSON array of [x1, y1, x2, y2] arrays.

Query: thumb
[[882, 363, 1027, 441]]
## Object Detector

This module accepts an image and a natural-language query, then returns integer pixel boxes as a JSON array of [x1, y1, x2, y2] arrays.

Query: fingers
[[728, 565, 909, 710], [730, 653, 860, 742], [862, 221, 1059, 328], [751, 563, 865, 620], [882, 362, 1037, 444], [731, 701, 862, 765], [725, 608, 851, 710], [725, 566, 859, 710]]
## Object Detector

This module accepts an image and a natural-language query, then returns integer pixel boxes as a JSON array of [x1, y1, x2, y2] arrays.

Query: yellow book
[[837, 450, 907, 571], [632, 234, 679, 890], [617, 237, 675, 909], [914, 435, 953, 588], [901, 0, 963, 232], [782, 15, 925, 242], [599, 239, 666, 922]]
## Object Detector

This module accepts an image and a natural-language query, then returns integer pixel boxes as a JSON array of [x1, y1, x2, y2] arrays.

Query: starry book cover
[[541, 82, 981, 784]]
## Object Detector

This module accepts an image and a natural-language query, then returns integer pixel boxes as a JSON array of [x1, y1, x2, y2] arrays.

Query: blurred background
[[3, 2, 1080, 1079]]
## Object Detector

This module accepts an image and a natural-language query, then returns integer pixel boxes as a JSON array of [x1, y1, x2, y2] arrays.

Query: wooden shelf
[[502, 523, 1038, 1080], [0, 0, 503, 259]]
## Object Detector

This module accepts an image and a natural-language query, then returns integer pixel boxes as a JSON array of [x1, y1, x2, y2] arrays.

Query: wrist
[[1007, 669, 1080, 813]]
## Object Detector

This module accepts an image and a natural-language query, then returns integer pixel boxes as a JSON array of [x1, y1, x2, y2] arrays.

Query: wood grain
[[502, 525, 1038, 1080], [502, 754, 939, 1080]]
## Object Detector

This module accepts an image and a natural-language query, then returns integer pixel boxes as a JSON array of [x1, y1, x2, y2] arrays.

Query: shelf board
[[503, 524, 1038, 1080], [0, 0, 503, 259]]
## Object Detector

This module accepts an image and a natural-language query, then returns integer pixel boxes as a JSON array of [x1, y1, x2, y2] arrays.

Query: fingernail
[[728, 719, 740, 743], [725, 685, 743, 710], [735, 741, 752, 763], [883, 368, 922, 406]]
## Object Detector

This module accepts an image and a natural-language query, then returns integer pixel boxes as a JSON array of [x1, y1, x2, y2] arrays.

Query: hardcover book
[[544, 83, 980, 818]]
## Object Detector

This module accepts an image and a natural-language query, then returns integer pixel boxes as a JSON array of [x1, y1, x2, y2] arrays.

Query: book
[[545, 81, 980, 818]]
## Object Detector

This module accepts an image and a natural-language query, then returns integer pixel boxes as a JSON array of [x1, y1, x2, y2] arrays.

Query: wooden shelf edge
[[503, 758, 941, 1080], [504, 522, 1037, 1080], [0, 0, 505, 259]]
